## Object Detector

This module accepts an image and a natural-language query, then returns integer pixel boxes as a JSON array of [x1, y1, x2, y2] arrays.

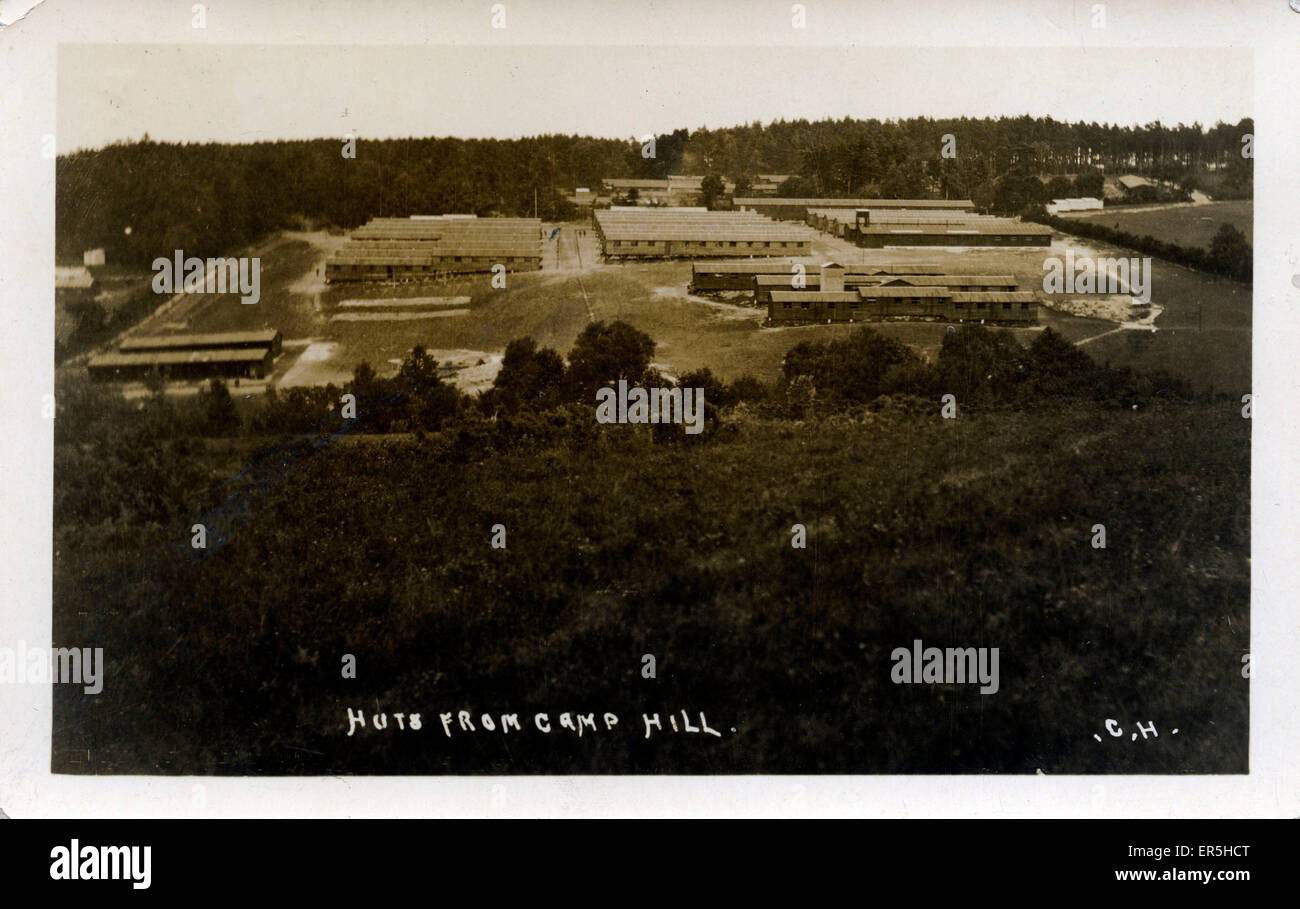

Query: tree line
[[1026, 210, 1252, 283], [57, 116, 1251, 266], [67, 317, 1198, 444]]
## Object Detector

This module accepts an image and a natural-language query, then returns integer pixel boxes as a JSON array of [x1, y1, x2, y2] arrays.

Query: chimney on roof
[[822, 262, 845, 293]]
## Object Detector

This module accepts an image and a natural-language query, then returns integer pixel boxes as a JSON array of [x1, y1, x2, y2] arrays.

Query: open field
[[1046, 227, 1252, 394], [1060, 201, 1253, 247], [72, 215, 1249, 395]]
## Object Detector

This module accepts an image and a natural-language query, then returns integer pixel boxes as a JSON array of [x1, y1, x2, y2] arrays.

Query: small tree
[[1027, 327, 1097, 398], [397, 345, 459, 430], [935, 324, 1028, 406], [486, 337, 566, 412], [699, 174, 726, 209], [1074, 167, 1105, 198], [782, 374, 816, 419], [777, 175, 817, 197], [1045, 175, 1076, 199], [197, 378, 239, 436], [1209, 223, 1251, 280], [564, 320, 655, 402], [677, 366, 727, 407]]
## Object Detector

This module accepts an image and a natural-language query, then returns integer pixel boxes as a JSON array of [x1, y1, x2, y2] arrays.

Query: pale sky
[[58, 44, 1252, 153]]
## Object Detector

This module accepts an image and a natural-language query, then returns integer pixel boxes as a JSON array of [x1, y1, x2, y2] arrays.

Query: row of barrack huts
[[592, 199, 1052, 260], [734, 197, 1052, 249], [802, 206, 1053, 248], [593, 208, 816, 260], [691, 260, 1039, 326], [324, 215, 544, 281]]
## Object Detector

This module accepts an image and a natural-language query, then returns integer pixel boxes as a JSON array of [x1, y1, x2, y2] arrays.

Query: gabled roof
[[857, 286, 952, 298], [119, 329, 280, 351], [882, 275, 1017, 287]]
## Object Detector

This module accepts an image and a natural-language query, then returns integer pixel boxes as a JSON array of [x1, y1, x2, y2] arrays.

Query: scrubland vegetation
[[53, 322, 1249, 773]]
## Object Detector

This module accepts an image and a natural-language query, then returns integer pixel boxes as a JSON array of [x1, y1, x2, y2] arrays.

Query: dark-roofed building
[[88, 347, 276, 382], [1117, 175, 1154, 191], [736, 197, 976, 221], [949, 291, 1039, 322], [854, 286, 955, 320], [754, 273, 823, 298], [853, 221, 1052, 248], [88, 329, 283, 382], [803, 207, 1053, 247], [768, 290, 861, 320], [119, 329, 282, 356], [767, 279, 1039, 325], [690, 259, 806, 290], [690, 260, 948, 296]]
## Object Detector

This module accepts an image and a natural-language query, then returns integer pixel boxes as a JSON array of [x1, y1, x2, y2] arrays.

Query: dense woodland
[[57, 116, 1253, 266]]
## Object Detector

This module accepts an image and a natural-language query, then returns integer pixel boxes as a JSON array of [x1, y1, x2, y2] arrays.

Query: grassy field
[[1049, 229, 1252, 394], [1061, 201, 1253, 247], [52, 400, 1250, 775], [131, 234, 327, 340]]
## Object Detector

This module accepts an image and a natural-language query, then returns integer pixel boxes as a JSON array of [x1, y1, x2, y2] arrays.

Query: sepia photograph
[[42, 36, 1253, 777]]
